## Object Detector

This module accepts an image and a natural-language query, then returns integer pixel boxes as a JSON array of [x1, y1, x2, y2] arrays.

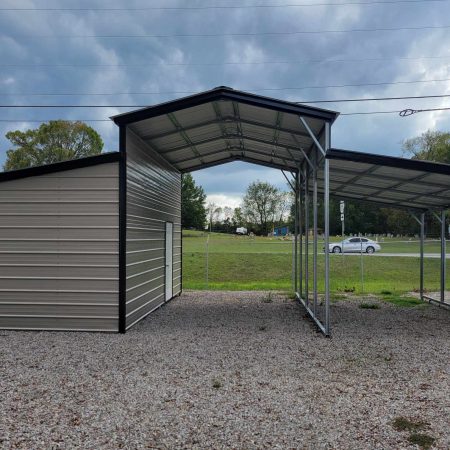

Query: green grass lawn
[[182, 231, 449, 293]]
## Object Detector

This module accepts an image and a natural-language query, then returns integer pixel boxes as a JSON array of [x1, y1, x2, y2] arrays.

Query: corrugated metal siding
[[126, 129, 181, 330], [0, 162, 119, 332]]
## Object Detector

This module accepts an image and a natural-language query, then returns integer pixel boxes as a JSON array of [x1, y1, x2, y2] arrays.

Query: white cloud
[[206, 194, 242, 209]]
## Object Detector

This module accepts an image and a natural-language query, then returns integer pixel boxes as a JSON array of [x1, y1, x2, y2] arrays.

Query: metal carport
[[0, 86, 448, 333], [113, 86, 449, 336]]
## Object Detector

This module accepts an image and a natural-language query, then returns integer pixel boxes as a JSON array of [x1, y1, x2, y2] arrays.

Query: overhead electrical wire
[[1, 55, 450, 68], [2, 106, 450, 122], [2, 0, 448, 10], [2, 93, 450, 107], [2, 76, 450, 96], [7, 24, 450, 39]]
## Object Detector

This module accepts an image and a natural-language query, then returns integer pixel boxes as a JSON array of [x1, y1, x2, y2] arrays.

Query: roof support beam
[[174, 145, 298, 168], [318, 190, 428, 212], [183, 154, 294, 173], [166, 112, 205, 165], [332, 165, 381, 192], [232, 101, 246, 158], [140, 116, 311, 142], [361, 172, 432, 201], [157, 133, 304, 159], [299, 116, 325, 156], [212, 101, 234, 159], [328, 165, 450, 190]]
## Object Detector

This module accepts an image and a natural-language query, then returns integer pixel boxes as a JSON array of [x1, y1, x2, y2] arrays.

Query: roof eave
[[327, 148, 450, 176], [0, 152, 121, 183], [111, 87, 339, 126]]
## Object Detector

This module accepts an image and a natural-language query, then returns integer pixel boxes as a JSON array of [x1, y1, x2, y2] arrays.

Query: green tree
[[242, 180, 284, 235], [181, 173, 207, 230], [4, 120, 103, 171], [233, 207, 245, 227], [402, 129, 450, 163]]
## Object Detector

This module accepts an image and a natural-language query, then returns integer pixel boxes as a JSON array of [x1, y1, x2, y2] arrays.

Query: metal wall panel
[[0, 162, 119, 332], [125, 129, 182, 330]]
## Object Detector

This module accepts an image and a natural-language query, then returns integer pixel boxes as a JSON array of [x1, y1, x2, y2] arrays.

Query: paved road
[[334, 252, 450, 259]]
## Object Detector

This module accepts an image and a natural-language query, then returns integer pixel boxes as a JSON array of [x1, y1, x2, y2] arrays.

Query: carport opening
[[112, 87, 450, 335], [184, 160, 300, 291]]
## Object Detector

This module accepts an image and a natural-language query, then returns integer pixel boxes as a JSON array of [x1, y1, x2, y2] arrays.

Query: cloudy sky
[[1, 0, 450, 207]]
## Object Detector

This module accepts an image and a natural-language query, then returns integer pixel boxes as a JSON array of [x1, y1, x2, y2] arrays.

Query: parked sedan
[[327, 237, 381, 254]]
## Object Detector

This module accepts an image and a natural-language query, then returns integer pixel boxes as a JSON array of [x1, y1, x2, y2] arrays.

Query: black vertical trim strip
[[118, 126, 127, 334]]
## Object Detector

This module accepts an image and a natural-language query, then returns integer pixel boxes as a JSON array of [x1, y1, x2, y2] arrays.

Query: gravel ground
[[0, 291, 449, 450]]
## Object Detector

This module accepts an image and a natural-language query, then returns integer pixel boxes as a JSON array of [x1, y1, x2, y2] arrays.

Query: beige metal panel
[[0, 240, 118, 253], [0, 317, 117, 331], [0, 265, 117, 278], [0, 214, 118, 227], [0, 175, 118, 190], [0, 278, 118, 291], [126, 276, 165, 303], [0, 253, 117, 265], [0, 190, 118, 202], [0, 161, 119, 332], [126, 129, 181, 329], [0, 304, 118, 317], [126, 248, 164, 265], [0, 291, 117, 303], [125, 291, 165, 330], [0, 202, 117, 214], [0, 228, 118, 240]]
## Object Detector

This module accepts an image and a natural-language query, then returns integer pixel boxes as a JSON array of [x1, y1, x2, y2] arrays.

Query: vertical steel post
[[324, 122, 331, 335], [299, 170, 303, 297], [293, 172, 299, 294], [441, 210, 446, 303], [420, 212, 425, 300], [313, 148, 318, 316], [305, 167, 310, 305]]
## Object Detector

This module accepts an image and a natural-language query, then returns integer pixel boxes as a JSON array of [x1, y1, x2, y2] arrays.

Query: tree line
[[182, 130, 450, 237]]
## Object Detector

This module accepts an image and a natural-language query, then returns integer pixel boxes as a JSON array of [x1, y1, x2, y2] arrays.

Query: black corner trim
[[118, 127, 127, 334], [0, 152, 121, 183], [327, 148, 450, 176]]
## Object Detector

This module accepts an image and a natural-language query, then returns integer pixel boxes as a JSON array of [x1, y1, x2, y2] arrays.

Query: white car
[[328, 237, 381, 254], [236, 227, 248, 235]]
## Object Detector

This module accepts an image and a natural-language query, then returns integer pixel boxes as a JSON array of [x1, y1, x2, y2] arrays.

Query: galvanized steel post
[[298, 169, 303, 298], [313, 147, 318, 316], [304, 166, 310, 306], [294, 172, 299, 294], [324, 122, 331, 335], [441, 210, 446, 303], [420, 212, 425, 301]]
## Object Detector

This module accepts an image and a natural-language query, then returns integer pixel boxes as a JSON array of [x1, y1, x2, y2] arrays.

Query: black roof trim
[[111, 86, 339, 126], [327, 148, 450, 176], [0, 152, 121, 183]]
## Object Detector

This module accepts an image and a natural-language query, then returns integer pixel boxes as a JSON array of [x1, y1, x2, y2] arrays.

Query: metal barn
[[0, 87, 448, 334]]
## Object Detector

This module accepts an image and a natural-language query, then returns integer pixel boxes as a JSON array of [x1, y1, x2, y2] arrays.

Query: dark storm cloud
[[1, 0, 450, 203]]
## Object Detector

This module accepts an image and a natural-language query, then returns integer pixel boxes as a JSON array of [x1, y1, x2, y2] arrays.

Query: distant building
[[273, 226, 289, 237]]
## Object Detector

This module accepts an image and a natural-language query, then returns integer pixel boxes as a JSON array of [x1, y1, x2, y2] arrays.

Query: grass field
[[182, 231, 449, 294]]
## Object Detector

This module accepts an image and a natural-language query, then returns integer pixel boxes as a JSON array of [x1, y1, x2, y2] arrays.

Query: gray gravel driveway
[[0, 291, 449, 449]]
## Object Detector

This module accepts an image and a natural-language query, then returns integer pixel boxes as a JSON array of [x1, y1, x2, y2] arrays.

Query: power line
[[2, 107, 450, 122], [1, 0, 448, 10], [8, 24, 450, 39], [1, 77, 450, 97], [1, 55, 450, 68], [0, 119, 112, 122], [2, 93, 450, 107], [342, 106, 450, 115]]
